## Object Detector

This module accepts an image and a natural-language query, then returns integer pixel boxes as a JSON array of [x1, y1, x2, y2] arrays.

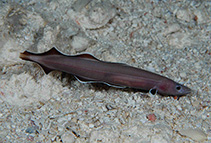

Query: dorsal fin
[[42, 47, 62, 55], [44, 48, 100, 61], [73, 53, 100, 61]]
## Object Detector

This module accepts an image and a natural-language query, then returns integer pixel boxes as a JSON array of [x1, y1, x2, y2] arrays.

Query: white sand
[[0, 0, 210, 142]]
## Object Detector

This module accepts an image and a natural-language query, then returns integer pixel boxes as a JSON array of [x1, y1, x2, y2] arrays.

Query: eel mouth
[[182, 86, 192, 95]]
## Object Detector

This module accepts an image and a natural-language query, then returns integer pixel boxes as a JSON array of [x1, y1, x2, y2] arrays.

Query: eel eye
[[176, 85, 181, 91]]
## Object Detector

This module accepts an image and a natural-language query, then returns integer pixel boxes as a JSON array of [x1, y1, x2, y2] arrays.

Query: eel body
[[20, 47, 191, 98]]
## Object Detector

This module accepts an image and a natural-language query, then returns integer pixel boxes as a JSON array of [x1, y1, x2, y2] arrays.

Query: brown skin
[[20, 47, 191, 98]]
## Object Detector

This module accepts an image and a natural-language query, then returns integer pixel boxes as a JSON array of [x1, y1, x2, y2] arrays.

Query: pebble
[[194, 62, 201, 69], [146, 113, 156, 122], [191, 99, 201, 106], [180, 72, 187, 78], [201, 114, 207, 120], [168, 32, 192, 49], [25, 127, 36, 134], [71, 36, 90, 52], [26, 135, 34, 141], [176, 9, 192, 22], [89, 123, 94, 128], [193, 9, 207, 24], [163, 24, 180, 36], [61, 132, 75, 143], [176, 105, 182, 111]]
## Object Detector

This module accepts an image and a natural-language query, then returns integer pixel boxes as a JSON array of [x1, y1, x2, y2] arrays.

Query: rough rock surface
[[0, 0, 210, 142]]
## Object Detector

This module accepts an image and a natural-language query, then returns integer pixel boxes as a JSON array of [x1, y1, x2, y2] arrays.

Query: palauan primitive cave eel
[[20, 47, 191, 99]]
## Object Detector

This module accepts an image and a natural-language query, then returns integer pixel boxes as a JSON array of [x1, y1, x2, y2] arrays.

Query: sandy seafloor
[[0, 0, 210, 142]]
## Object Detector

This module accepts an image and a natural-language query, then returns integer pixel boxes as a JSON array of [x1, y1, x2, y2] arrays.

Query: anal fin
[[75, 75, 126, 88], [74, 75, 96, 83], [39, 64, 52, 74]]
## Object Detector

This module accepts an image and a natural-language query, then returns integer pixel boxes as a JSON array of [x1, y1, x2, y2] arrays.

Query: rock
[[75, 1, 116, 29], [0, 73, 62, 106], [72, 0, 92, 12], [90, 129, 119, 142], [179, 128, 207, 142]]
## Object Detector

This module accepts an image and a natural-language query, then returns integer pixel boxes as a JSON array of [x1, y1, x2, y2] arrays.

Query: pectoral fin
[[149, 88, 157, 95]]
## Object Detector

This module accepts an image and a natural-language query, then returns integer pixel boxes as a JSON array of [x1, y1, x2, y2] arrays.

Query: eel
[[20, 47, 191, 98]]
